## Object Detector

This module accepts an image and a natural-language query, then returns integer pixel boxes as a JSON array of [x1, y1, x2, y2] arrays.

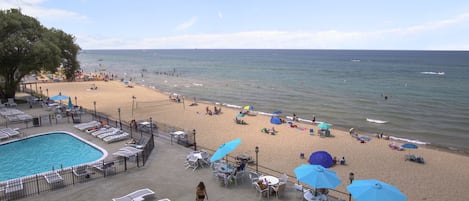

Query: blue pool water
[[0, 132, 105, 181]]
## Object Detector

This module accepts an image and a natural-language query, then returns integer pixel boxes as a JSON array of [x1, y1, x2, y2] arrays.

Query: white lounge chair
[[103, 132, 130, 143], [43, 171, 64, 186], [0, 128, 20, 137], [73, 165, 89, 181], [112, 188, 155, 201], [113, 147, 143, 158], [92, 127, 117, 137], [119, 146, 143, 153], [0, 131, 9, 140], [97, 128, 122, 139], [74, 121, 101, 131]]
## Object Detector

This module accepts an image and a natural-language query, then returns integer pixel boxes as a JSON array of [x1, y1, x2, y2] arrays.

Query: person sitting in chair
[[340, 156, 346, 165]]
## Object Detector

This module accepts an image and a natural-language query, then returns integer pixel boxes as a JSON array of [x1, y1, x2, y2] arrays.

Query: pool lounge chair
[[73, 165, 90, 181], [0, 131, 9, 140], [0, 128, 20, 137], [97, 128, 122, 139], [74, 121, 99, 130], [112, 188, 155, 201], [43, 171, 64, 187], [103, 132, 130, 143]]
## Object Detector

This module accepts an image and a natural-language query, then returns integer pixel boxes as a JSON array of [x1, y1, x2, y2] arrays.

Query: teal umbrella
[[210, 138, 242, 162], [347, 179, 407, 201], [50, 92, 69, 101], [317, 122, 331, 130], [294, 164, 342, 189]]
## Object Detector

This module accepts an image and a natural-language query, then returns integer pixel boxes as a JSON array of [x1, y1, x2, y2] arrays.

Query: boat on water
[[366, 118, 388, 124]]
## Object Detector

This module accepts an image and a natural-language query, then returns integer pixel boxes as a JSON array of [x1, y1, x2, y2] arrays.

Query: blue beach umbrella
[[210, 138, 242, 162], [317, 122, 331, 130], [50, 92, 69, 101], [308, 151, 334, 168], [347, 179, 407, 201], [294, 164, 342, 189]]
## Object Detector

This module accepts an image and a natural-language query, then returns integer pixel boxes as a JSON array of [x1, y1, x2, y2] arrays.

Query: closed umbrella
[[294, 164, 342, 189], [67, 97, 73, 109], [210, 138, 242, 162], [347, 179, 407, 201]]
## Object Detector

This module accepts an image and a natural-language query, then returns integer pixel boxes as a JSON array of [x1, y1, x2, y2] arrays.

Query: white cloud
[[77, 12, 469, 50], [176, 17, 198, 31], [0, 0, 87, 22], [218, 11, 223, 19], [389, 13, 469, 35]]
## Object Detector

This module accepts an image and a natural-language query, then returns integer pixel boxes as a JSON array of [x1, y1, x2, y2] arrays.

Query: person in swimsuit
[[196, 181, 208, 201]]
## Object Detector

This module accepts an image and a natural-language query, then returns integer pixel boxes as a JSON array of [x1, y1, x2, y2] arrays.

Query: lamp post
[[93, 101, 97, 120], [149, 117, 153, 136], [118, 108, 122, 129], [46, 88, 49, 97], [39, 87, 42, 98], [132, 96, 136, 119], [255, 146, 259, 174], [74, 96, 77, 106], [192, 129, 197, 151]]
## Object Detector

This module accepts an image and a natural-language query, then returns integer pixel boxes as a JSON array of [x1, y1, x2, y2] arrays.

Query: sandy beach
[[36, 80, 469, 201]]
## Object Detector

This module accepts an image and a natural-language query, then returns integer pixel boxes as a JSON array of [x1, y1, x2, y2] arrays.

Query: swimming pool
[[0, 131, 107, 181]]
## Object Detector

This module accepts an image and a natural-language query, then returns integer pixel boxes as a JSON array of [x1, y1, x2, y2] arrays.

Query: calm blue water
[[0, 132, 104, 181], [79, 49, 469, 151]]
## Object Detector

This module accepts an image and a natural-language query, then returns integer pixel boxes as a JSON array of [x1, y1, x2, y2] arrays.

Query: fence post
[[124, 157, 127, 171], [36, 174, 40, 195], [136, 154, 140, 168], [72, 166, 75, 185]]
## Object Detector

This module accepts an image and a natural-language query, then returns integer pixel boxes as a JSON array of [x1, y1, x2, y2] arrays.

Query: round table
[[217, 163, 235, 174], [259, 175, 279, 186]]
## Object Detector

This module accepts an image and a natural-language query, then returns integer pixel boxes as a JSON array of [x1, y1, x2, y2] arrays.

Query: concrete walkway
[[18, 134, 303, 201]]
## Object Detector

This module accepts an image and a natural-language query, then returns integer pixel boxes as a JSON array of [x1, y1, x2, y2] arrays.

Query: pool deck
[[1, 103, 309, 201]]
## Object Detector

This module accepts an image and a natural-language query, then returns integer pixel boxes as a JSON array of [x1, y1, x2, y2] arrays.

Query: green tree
[[0, 9, 81, 100]]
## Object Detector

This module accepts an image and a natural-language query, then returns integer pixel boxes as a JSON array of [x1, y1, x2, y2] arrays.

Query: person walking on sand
[[196, 181, 208, 201]]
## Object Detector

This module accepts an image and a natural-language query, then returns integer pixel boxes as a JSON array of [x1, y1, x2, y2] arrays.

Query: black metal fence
[[0, 107, 156, 200], [0, 154, 146, 201]]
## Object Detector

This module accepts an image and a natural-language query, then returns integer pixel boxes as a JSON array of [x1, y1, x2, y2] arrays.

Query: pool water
[[0, 132, 105, 181]]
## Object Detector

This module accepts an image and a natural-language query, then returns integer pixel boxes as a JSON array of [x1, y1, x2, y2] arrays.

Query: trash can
[[33, 117, 40, 127]]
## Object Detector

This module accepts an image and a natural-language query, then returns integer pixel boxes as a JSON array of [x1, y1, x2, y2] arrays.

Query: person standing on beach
[[196, 181, 208, 201]]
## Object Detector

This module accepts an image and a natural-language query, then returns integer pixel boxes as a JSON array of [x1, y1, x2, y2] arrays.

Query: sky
[[1, 0, 469, 50]]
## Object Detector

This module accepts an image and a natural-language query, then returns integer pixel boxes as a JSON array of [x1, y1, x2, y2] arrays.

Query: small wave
[[192, 83, 203, 87], [221, 103, 242, 109], [389, 136, 429, 145], [420, 71, 445, 75]]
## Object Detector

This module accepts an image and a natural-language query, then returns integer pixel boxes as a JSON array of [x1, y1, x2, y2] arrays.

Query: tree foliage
[[0, 9, 81, 100]]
